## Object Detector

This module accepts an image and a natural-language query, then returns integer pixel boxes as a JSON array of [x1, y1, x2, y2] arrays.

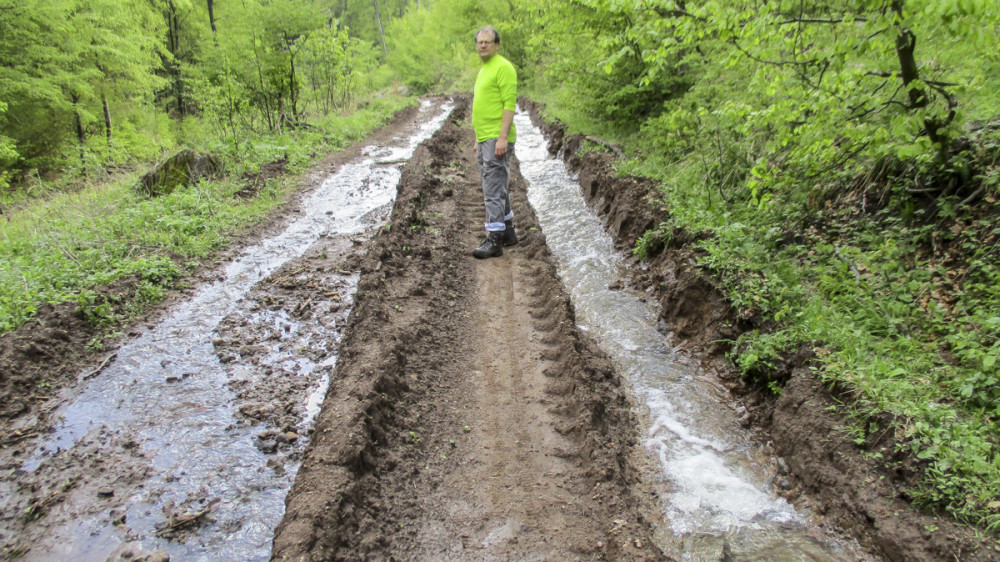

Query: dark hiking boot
[[472, 231, 503, 259], [502, 219, 518, 247]]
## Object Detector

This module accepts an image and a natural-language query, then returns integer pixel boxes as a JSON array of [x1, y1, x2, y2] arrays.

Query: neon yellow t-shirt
[[472, 55, 517, 144]]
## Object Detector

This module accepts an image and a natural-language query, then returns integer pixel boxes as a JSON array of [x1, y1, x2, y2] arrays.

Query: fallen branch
[[584, 135, 626, 159], [269, 266, 306, 286], [833, 245, 862, 286], [0, 428, 39, 447], [82, 352, 118, 381], [156, 498, 220, 537], [959, 186, 986, 207]]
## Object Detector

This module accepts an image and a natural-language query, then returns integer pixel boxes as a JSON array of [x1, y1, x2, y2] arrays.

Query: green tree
[[0, 0, 167, 176]]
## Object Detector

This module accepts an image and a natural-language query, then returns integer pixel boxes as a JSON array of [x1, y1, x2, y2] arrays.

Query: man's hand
[[495, 109, 515, 157]]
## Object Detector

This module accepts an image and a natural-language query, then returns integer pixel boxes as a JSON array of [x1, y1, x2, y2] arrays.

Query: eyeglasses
[[476, 40, 496, 45]]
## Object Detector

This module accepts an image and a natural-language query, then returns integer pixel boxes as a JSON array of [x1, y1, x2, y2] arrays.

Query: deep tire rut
[[272, 99, 666, 561]]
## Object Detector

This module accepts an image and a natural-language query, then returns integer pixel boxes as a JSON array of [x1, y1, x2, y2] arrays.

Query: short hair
[[475, 25, 500, 45]]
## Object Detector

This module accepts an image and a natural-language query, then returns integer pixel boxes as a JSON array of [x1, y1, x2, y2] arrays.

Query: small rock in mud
[[240, 402, 274, 421], [257, 439, 278, 454], [98, 488, 115, 498], [285, 431, 299, 442]]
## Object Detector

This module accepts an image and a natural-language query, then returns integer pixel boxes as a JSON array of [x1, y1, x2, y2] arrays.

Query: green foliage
[[633, 221, 673, 260], [1, 0, 401, 186], [0, 90, 410, 335], [0, 102, 15, 193], [384, 0, 527, 94], [468, 0, 1000, 532], [0, 0, 168, 175], [385, 7, 473, 93]]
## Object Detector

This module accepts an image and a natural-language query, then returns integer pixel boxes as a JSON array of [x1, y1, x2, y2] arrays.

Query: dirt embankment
[[520, 100, 1000, 561], [271, 99, 666, 560], [0, 104, 422, 436]]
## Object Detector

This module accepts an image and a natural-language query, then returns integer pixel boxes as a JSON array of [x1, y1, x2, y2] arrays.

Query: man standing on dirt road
[[471, 25, 518, 259]]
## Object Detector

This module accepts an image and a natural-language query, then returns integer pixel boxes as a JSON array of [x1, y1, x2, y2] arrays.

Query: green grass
[[525, 20, 1000, 534], [0, 93, 414, 335]]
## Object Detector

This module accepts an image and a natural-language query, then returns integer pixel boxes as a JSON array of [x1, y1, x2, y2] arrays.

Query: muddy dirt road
[[270, 102, 662, 560], [3, 95, 988, 561], [1, 97, 657, 561]]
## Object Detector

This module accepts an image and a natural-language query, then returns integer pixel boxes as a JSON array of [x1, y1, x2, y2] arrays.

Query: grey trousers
[[476, 138, 515, 232]]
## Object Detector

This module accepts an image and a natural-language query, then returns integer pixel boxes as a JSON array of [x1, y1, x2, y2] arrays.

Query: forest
[[3, 0, 1000, 539]]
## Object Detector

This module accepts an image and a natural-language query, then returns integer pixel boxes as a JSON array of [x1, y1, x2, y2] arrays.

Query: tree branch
[[778, 17, 868, 24], [731, 40, 819, 67]]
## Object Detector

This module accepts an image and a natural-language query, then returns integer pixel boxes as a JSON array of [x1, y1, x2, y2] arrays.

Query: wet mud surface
[[271, 100, 662, 560], [0, 101, 437, 560], [521, 100, 1000, 561], [1, 94, 994, 561]]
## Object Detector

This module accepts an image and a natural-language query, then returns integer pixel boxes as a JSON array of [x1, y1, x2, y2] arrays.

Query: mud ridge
[[0, 103, 424, 433], [273, 99, 667, 560], [521, 99, 999, 561]]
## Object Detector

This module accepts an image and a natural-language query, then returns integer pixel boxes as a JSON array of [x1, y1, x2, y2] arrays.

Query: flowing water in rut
[[3, 99, 878, 561], [3, 100, 452, 561], [515, 109, 872, 561]]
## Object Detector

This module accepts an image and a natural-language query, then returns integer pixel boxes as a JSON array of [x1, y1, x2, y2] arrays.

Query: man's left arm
[[495, 62, 518, 157], [495, 109, 514, 157]]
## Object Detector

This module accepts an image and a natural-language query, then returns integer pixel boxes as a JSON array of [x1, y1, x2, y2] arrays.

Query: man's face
[[476, 31, 499, 61]]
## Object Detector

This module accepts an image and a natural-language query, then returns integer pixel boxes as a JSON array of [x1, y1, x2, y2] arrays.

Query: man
[[471, 25, 518, 259]]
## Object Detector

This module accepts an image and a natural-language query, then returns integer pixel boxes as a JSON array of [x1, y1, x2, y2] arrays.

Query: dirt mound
[[522, 100, 999, 561], [272, 100, 667, 560], [0, 301, 106, 423]]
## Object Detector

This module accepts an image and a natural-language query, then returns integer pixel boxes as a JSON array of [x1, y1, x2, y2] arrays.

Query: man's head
[[475, 26, 500, 62]]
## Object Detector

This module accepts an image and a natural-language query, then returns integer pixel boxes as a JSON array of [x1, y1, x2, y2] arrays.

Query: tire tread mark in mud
[[272, 99, 669, 561]]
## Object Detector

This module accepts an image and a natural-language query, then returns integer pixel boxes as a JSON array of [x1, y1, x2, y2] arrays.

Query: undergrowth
[[0, 94, 413, 336], [525, 23, 1000, 536]]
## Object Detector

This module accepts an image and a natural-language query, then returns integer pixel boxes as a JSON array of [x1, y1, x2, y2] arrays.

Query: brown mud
[[0, 103, 423, 560], [520, 99, 1000, 561], [270, 99, 664, 560], [1, 93, 993, 561]]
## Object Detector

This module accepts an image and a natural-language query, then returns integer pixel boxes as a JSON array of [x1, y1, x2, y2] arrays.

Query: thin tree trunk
[[103, 95, 112, 145], [373, 0, 387, 56], [71, 92, 86, 165], [890, 0, 948, 161], [289, 49, 299, 120], [891, 1, 924, 109], [207, 0, 217, 34], [167, 0, 184, 115]]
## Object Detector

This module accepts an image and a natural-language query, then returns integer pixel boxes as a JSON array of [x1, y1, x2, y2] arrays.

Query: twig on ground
[[82, 352, 118, 381], [833, 245, 862, 286]]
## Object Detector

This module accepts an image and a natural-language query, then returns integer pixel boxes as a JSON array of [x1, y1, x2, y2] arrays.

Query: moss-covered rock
[[137, 149, 220, 197]]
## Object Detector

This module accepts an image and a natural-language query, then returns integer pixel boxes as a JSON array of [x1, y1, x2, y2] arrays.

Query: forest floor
[[0, 97, 996, 561]]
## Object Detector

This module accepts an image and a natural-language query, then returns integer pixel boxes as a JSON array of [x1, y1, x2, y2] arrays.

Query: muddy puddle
[[515, 109, 874, 561], [0, 99, 452, 561]]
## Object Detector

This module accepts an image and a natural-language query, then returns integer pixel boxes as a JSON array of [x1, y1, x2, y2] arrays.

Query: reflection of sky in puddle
[[14, 100, 453, 562], [516, 108, 865, 560]]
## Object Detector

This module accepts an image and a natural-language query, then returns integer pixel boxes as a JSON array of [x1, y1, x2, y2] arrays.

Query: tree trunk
[[373, 0, 387, 57], [103, 95, 112, 145], [71, 92, 85, 165], [289, 46, 299, 120], [890, 0, 947, 161], [166, 0, 184, 115], [207, 0, 217, 34], [891, 1, 924, 109]]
